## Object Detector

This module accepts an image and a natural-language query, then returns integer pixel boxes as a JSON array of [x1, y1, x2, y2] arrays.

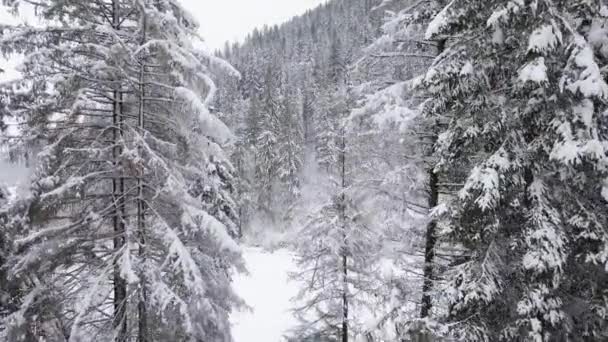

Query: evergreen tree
[[423, 0, 608, 340], [290, 113, 380, 342], [0, 1, 243, 341], [231, 126, 254, 239], [0, 184, 15, 331], [276, 87, 304, 200], [346, 1, 447, 338], [219, 0, 381, 239]]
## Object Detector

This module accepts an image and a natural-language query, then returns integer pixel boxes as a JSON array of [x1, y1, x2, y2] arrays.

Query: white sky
[[182, 0, 327, 50]]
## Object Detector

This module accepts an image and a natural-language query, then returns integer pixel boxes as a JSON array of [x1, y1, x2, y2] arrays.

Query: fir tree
[[276, 87, 304, 200], [423, 0, 608, 340], [0, 1, 243, 341]]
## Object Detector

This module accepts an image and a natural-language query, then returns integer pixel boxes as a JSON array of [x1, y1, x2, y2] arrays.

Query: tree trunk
[[419, 38, 446, 320], [111, 2, 127, 341], [238, 189, 244, 239], [340, 128, 348, 342], [342, 250, 348, 342], [137, 7, 148, 342], [420, 168, 438, 318]]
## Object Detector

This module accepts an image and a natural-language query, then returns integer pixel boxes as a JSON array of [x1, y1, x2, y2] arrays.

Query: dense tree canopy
[[2, 0, 608, 341]]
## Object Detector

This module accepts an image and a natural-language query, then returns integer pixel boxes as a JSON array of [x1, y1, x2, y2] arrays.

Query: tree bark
[[342, 250, 348, 342], [419, 38, 446, 320], [137, 6, 148, 342], [112, 0, 127, 342], [340, 128, 348, 342], [420, 168, 438, 318], [112, 1, 127, 340]]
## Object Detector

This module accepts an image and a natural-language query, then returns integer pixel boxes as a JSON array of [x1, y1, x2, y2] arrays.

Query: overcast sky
[[183, 0, 327, 50]]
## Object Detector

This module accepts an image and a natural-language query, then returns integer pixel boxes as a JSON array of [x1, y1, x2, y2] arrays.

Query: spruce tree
[[423, 0, 608, 340]]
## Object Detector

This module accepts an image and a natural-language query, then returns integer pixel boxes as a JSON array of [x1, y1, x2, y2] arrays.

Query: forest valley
[[1, 0, 608, 341]]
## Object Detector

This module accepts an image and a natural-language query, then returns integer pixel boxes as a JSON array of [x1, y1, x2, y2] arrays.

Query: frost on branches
[[424, 0, 608, 340], [0, 1, 243, 341]]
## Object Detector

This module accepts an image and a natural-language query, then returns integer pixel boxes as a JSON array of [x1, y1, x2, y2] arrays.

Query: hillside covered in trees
[[1, 0, 608, 341]]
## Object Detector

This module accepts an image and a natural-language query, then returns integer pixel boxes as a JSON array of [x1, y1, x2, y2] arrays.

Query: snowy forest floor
[[231, 247, 299, 342]]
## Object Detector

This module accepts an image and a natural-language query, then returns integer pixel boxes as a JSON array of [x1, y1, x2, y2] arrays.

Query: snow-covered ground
[[231, 247, 299, 342]]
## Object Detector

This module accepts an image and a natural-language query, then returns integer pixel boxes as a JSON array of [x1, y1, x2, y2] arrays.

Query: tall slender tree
[[290, 81, 383, 342], [346, 1, 450, 339]]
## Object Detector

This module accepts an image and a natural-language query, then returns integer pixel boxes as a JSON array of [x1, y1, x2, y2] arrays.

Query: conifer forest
[[1, 0, 608, 341]]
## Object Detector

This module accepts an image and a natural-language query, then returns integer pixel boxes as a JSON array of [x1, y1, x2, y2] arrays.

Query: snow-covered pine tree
[[0, 184, 14, 329], [276, 86, 304, 201], [314, 37, 348, 174], [347, 92, 433, 341], [290, 81, 382, 342], [344, 1, 451, 338], [423, 0, 608, 340], [250, 64, 281, 223], [244, 96, 263, 147], [254, 128, 278, 222], [216, 0, 381, 239], [230, 132, 253, 239], [289, 136, 379, 342], [211, 63, 252, 239], [222, 94, 254, 239], [301, 85, 316, 152], [0, 1, 243, 341], [195, 153, 240, 241], [248, 62, 305, 228], [313, 88, 340, 173]]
